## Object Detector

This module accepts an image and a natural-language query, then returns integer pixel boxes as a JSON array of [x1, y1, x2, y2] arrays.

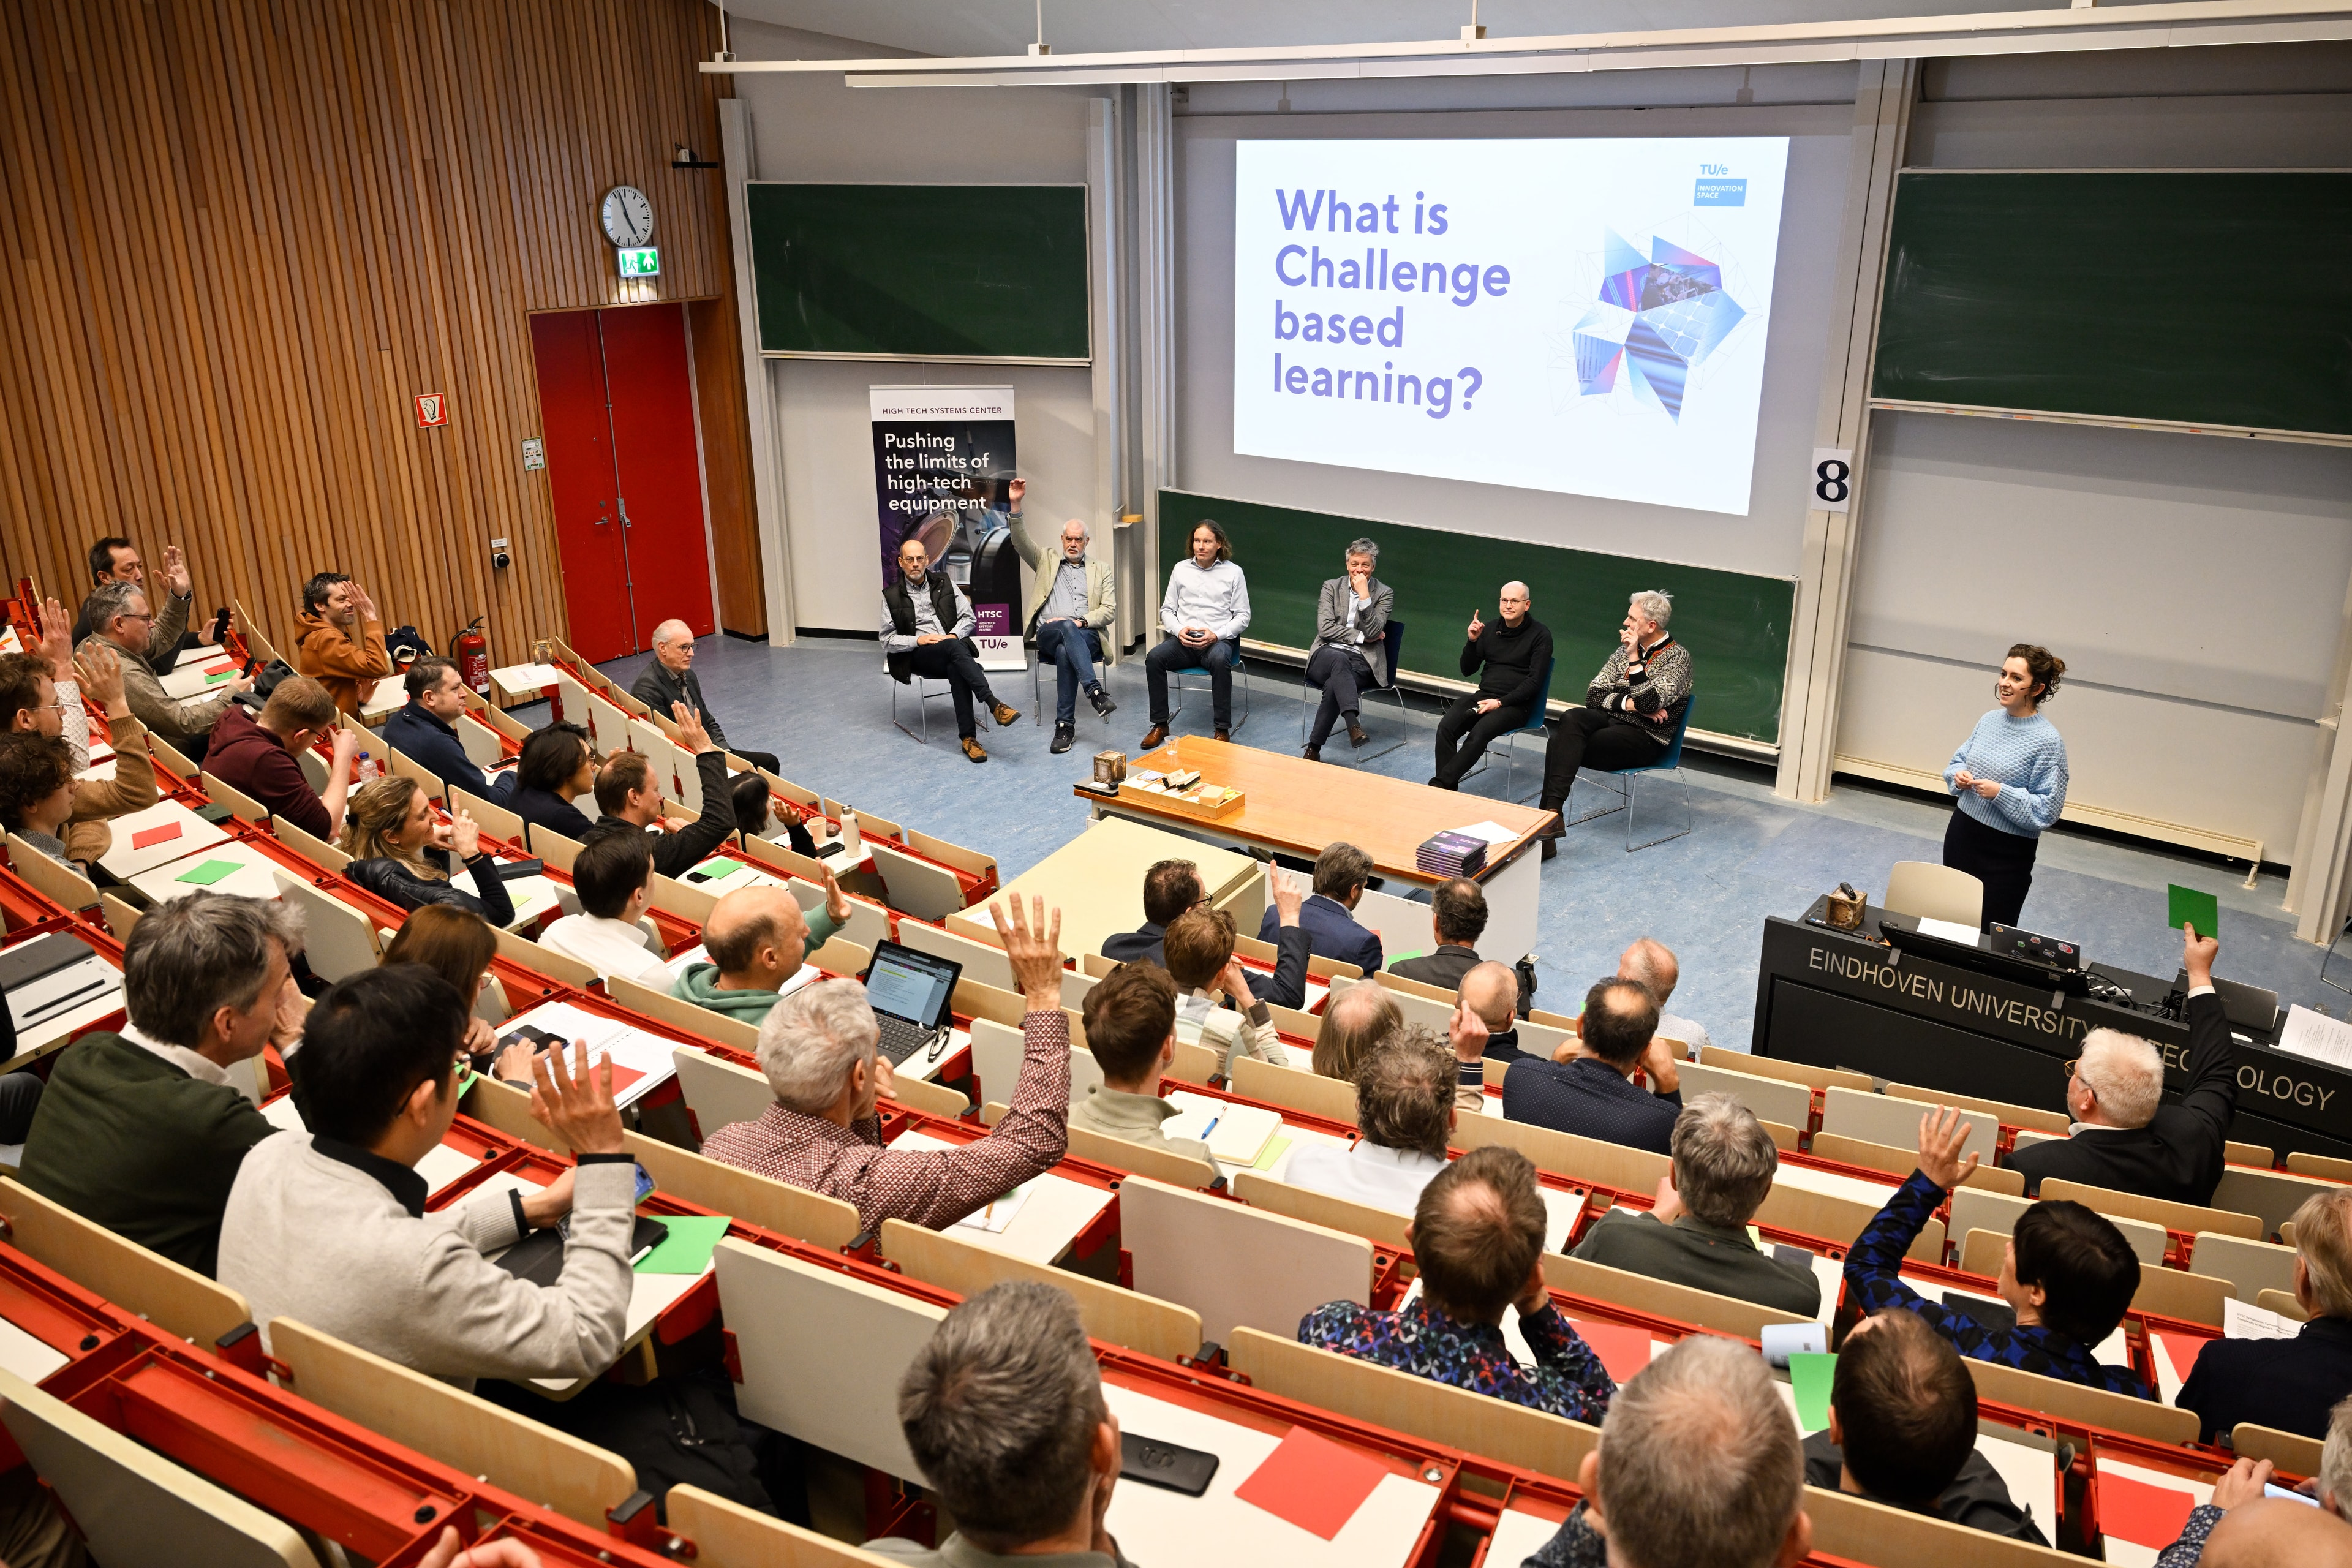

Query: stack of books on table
[[1417, 830, 1488, 878]]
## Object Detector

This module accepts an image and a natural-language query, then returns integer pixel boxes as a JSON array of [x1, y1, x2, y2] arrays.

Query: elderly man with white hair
[[1527, 1334, 1814, 1568], [2007, 923, 2236, 1205], [630, 617, 778, 774], [1432, 579, 1553, 793], [1534, 589, 1693, 859], [701, 897, 1071, 1232], [1006, 478, 1116, 755]]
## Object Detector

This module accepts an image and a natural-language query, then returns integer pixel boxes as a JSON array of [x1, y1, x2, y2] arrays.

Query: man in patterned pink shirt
[[702, 896, 1071, 1232]]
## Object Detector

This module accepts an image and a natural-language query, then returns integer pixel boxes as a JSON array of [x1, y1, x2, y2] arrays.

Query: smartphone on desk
[[1120, 1432, 1218, 1497]]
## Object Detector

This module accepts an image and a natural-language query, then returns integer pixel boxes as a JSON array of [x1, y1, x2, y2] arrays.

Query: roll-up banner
[[870, 385, 1024, 671]]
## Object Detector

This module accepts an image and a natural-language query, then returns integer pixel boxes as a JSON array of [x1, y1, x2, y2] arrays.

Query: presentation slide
[[1232, 138, 1790, 517]]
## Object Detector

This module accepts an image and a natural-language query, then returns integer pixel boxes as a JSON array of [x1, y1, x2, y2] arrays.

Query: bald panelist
[[632, 619, 779, 775], [1431, 581, 1555, 793]]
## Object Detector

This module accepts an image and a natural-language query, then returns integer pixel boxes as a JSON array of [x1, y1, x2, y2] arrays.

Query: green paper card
[[2167, 884, 2220, 938], [175, 859, 243, 886], [636, 1214, 731, 1275], [1788, 1352, 1838, 1433], [1384, 950, 1425, 967], [205, 669, 236, 684], [699, 859, 745, 881], [1253, 1134, 1293, 1172]]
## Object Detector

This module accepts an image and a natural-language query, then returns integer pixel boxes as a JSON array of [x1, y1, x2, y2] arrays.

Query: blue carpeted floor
[[551, 634, 2344, 1052]]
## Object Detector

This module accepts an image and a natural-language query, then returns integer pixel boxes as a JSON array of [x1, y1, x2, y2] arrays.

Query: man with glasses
[[1431, 581, 1553, 796], [79, 574, 251, 764], [881, 533, 1020, 764], [1006, 478, 1117, 756], [71, 537, 223, 661]]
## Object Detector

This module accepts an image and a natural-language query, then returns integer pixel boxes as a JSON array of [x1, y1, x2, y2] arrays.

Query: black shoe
[[1347, 720, 1370, 747], [1540, 835, 1557, 861], [1302, 744, 1322, 762], [1088, 686, 1117, 718], [1427, 776, 1457, 791], [1051, 722, 1076, 754], [1213, 728, 1232, 743]]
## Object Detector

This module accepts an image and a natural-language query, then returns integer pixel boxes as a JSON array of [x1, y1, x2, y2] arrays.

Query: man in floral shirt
[[1844, 1105, 2146, 1397], [1297, 1145, 1615, 1422]]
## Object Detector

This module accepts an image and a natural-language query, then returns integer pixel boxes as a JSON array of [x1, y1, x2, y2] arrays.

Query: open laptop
[[861, 940, 963, 1066]]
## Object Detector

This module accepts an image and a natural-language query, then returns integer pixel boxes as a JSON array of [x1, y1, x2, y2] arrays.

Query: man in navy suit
[[1104, 858, 1310, 1009], [1261, 841, 1383, 974]]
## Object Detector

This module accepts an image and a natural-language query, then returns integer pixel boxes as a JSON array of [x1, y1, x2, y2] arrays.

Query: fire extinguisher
[[452, 617, 491, 697]]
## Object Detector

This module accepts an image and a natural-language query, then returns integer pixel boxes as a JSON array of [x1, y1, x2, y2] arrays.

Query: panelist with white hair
[[2006, 922, 2236, 1205], [1534, 589, 1692, 858], [630, 617, 778, 774], [700, 897, 1071, 1232], [1005, 478, 1117, 755]]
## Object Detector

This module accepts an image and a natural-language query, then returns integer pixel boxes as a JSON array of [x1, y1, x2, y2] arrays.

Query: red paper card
[[1232, 1425, 1387, 1541], [130, 822, 184, 850], [2153, 1331, 2211, 1387], [204, 660, 237, 674], [2099, 1472, 2200, 1548], [602, 1063, 646, 1095], [1568, 1318, 1656, 1384]]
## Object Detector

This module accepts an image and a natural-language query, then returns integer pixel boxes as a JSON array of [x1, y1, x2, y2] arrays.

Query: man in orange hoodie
[[295, 572, 392, 717]]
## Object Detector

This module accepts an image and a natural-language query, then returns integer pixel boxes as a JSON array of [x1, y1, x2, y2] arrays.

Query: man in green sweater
[[19, 892, 303, 1276], [670, 869, 850, 1024]]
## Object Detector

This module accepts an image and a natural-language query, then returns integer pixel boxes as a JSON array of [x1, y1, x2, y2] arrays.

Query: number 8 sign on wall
[[1809, 447, 1853, 514]]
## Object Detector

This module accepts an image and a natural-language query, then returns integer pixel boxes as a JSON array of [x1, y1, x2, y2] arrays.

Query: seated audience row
[[671, 869, 850, 1023], [1102, 856, 1308, 1009], [0, 639, 156, 875]]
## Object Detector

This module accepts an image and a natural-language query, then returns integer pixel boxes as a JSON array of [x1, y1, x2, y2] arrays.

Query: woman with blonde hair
[[339, 775, 515, 923], [2177, 1186, 2352, 1442]]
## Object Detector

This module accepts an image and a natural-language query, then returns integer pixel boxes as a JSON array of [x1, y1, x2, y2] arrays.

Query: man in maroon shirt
[[702, 896, 1071, 1233], [205, 676, 359, 840]]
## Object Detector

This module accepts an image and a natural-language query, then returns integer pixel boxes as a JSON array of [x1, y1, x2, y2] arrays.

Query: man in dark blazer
[[1259, 841, 1383, 974], [1105, 858, 1310, 1009], [1389, 877, 1487, 992], [1502, 978, 1682, 1155], [2006, 925, 2234, 1205], [2176, 1186, 2352, 1442], [631, 619, 780, 775]]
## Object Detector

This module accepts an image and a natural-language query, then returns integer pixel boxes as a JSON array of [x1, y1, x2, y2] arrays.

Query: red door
[[529, 304, 715, 663]]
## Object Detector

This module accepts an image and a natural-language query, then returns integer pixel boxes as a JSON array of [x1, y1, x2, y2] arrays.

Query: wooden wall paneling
[[0, 0, 756, 694]]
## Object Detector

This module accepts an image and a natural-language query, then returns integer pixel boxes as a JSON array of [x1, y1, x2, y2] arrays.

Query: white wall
[[728, 18, 1109, 634], [1836, 45, 2352, 859], [1173, 66, 1862, 581]]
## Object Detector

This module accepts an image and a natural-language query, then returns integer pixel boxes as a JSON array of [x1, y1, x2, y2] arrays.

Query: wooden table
[[1074, 736, 1553, 963], [948, 815, 1265, 959]]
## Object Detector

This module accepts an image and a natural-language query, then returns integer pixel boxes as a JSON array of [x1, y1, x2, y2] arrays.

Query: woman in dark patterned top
[[1297, 1146, 1615, 1423], [1844, 1106, 2147, 1398]]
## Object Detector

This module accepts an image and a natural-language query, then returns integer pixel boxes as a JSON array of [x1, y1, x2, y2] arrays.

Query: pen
[[1199, 1114, 1221, 1140]]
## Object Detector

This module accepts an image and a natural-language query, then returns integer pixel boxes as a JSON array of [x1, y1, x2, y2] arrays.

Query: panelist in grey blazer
[[1302, 538, 1393, 762]]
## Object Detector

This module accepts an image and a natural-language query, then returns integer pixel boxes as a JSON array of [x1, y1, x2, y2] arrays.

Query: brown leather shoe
[[989, 702, 1020, 728], [1213, 728, 1232, 743], [1347, 720, 1370, 747], [1140, 725, 1169, 750], [961, 737, 988, 763]]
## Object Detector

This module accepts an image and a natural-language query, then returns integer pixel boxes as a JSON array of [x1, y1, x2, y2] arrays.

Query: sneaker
[[989, 702, 1021, 728], [1051, 722, 1076, 755], [1088, 686, 1117, 718], [1302, 744, 1322, 762], [1140, 725, 1169, 750], [962, 737, 988, 764]]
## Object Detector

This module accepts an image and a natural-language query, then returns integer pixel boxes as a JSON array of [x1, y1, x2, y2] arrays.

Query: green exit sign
[[616, 246, 660, 277]]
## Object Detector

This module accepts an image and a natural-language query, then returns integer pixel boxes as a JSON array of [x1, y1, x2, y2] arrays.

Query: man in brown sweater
[[295, 571, 392, 716]]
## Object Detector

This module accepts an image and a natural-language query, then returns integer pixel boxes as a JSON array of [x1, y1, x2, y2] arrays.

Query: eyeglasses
[[2064, 1059, 2081, 1078], [117, 611, 156, 623]]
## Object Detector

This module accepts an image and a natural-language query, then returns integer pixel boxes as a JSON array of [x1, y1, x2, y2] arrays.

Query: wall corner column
[[719, 98, 797, 646], [1130, 82, 1177, 657], [1776, 58, 1917, 803]]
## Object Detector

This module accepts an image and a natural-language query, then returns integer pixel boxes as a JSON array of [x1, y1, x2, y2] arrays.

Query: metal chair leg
[[1624, 765, 1692, 852]]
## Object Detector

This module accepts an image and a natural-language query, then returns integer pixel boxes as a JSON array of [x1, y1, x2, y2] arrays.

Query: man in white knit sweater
[[219, 965, 636, 1389]]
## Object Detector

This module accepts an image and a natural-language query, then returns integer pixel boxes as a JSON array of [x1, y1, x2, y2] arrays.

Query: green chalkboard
[[1158, 491, 1792, 745], [1872, 172, 2352, 437], [745, 183, 1090, 363]]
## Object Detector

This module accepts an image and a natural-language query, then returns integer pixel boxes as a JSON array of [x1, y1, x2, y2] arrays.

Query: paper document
[[1915, 916, 1982, 946], [497, 1001, 682, 1110], [956, 1181, 1033, 1234], [2277, 1005, 2352, 1073], [2223, 1298, 2297, 1341], [1163, 1091, 1283, 1166], [489, 663, 564, 695], [1449, 820, 1520, 845]]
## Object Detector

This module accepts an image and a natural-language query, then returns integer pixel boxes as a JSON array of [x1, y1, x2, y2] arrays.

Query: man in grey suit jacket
[[1570, 1091, 1821, 1317], [1303, 538, 1394, 761]]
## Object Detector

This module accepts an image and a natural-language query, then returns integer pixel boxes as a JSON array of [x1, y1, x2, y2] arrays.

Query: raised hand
[[989, 894, 1065, 1009], [1466, 611, 1485, 643], [1218, 954, 1256, 1006], [1007, 478, 1027, 507], [162, 543, 192, 598], [671, 700, 714, 755], [448, 807, 482, 861], [330, 727, 361, 777], [72, 641, 127, 713], [1915, 1106, 1979, 1191], [349, 582, 377, 623], [34, 597, 72, 676], [1270, 867, 1304, 927], [1449, 999, 1489, 1064], [820, 862, 851, 925], [2183, 921, 2218, 987], [529, 1039, 624, 1155]]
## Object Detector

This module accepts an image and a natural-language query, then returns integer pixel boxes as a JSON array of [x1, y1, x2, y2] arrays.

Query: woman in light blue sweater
[[1942, 644, 2070, 929]]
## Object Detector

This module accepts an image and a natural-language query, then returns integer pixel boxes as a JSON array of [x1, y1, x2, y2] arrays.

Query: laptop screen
[[864, 943, 960, 1028]]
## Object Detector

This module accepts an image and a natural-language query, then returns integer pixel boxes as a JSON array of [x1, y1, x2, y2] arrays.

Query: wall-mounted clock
[[600, 185, 654, 248]]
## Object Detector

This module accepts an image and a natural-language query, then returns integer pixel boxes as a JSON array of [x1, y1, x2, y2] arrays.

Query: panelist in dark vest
[[880, 534, 1020, 764]]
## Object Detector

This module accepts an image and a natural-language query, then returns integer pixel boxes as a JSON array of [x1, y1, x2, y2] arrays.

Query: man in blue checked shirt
[[1298, 1145, 1616, 1422], [1844, 1105, 2148, 1398]]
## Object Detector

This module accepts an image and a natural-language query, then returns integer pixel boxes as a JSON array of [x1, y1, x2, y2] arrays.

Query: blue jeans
[[1036, 620, 1104, 724], [1147, 635, 1240, 729]]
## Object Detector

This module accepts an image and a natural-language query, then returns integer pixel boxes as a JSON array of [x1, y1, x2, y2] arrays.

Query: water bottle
[[840, 809, 862, 861], [356, 750, 379, 783]]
